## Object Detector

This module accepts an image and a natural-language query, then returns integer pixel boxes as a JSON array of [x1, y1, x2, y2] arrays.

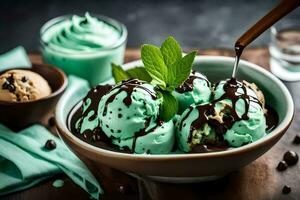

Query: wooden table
[[2, 49, 300, 200]]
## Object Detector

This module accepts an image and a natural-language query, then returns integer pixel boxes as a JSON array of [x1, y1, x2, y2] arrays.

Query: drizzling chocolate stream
[[231, 0, 299, 78]]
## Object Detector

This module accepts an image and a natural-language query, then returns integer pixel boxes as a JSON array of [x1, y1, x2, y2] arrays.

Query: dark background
[[1, 0, 299, 53]]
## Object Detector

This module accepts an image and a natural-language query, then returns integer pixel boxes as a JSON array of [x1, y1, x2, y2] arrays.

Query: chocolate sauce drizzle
[[179, 78, 262, 147], [131, 117, 164, 153], [73, 79, 163, 153], [69, 77, 278, 154], [76, 84, 113, 137], [176, 71, 210, 93], [103, 79, 156, 116]]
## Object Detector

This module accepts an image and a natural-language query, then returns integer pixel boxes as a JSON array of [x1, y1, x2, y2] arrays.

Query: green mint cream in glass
[[40, 12, 127, 86]]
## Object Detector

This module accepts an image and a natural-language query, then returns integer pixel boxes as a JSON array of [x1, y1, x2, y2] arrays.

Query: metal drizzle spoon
[[232, 0, 300, 78]]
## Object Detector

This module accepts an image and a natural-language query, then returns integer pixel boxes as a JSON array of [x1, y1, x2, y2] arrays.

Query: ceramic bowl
[[0, 64, 67, 130], [55, 56, 294, 183]]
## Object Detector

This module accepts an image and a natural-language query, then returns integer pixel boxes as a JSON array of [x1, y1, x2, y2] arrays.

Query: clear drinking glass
[[269, 18, 300, 81]]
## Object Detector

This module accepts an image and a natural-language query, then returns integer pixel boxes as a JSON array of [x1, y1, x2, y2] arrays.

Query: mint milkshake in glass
[[40, 12, 127, 86]]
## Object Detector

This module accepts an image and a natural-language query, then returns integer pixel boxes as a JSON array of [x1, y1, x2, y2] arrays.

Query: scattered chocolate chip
[[21, 76, 28, 82], [276, 161, 288, 171], [7, 84, 15, 92], [2, 81, 15, 92], [2, 81, 9, 89], [282, 185, 291, 194], [44, 140, 56, 150], [118, 184, 133, 195], [293, 135, 300, 144], [48, 117, 56, 127], [283, 151, 298, 166]]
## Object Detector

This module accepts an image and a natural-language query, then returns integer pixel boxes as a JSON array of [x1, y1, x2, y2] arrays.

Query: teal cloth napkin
[[0, 46, 31, 70], [0, 48, 102, 199]]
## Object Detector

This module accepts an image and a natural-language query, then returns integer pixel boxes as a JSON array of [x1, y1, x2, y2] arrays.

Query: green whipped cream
[[44, 12, 120, 52]]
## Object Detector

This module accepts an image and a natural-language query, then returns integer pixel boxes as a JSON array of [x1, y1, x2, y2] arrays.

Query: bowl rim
[[55, 55, 294, 160], [0, 63, 68, 105]]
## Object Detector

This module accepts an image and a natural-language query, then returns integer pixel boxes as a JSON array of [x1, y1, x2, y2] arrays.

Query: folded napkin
[[0, 46, 31, 70], [0, 124, 102, 198], [0, 47, 102, 199]]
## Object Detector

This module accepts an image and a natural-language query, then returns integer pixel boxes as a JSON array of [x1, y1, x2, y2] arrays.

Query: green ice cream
[[213, 80, 266, 147], [176, 79, 266, 152], [76, 79, 175, 154], [174, 71, 211, 114]]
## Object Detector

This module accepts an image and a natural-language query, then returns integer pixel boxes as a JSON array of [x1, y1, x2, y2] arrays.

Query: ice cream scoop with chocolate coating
[[76, 79, 175, 154], [173, 71, 212, 114], [0, 69, 51, 102], [176, 78, 266, 152]]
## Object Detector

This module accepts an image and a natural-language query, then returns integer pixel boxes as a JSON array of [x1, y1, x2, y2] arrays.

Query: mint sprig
[[112, 63, 151, 83], [158, 90, 178, 122], [111, 36, 197, 122], [142, 36, 197, 121]]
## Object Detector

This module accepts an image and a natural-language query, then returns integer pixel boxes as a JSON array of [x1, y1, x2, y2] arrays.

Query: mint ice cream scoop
[[213, 79, 266, 147], [174, 71, 211, 114], [98, 79, 175, 154], [76, 79, 175, 154], [111, 120, 175, 154], [176, 78, 266, 152]]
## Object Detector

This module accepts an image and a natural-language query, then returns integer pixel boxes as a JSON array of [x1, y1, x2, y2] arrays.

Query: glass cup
[[40, 14, 127, 86], [269, 18, 300, 81]]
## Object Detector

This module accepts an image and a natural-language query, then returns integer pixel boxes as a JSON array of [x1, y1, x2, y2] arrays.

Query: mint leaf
[[159, 91, 178, 122], [112, 63, 130, 83], [160, 36, 182, 67], [141, 44, 167, 88], [126, 67, 152, 82], [168, 51, 197, 88]]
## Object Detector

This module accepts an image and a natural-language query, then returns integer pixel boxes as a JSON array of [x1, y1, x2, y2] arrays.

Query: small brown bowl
[[0, 64, 67, 130]]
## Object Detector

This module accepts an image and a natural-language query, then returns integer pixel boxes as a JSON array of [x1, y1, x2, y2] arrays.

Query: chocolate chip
[[21, 76, 28, 82], [118, 184, 133, 195], [282, 185, 291, 194], [2, 81, 9, 89], [7, 84, 15, 92], [276, 161, 288, 171], [2, 81, 15, 92], [44, 140, 56, 150], [293, 135, 300, 144], [48, 117, 56, 127], [283, 151, 298, 166]]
